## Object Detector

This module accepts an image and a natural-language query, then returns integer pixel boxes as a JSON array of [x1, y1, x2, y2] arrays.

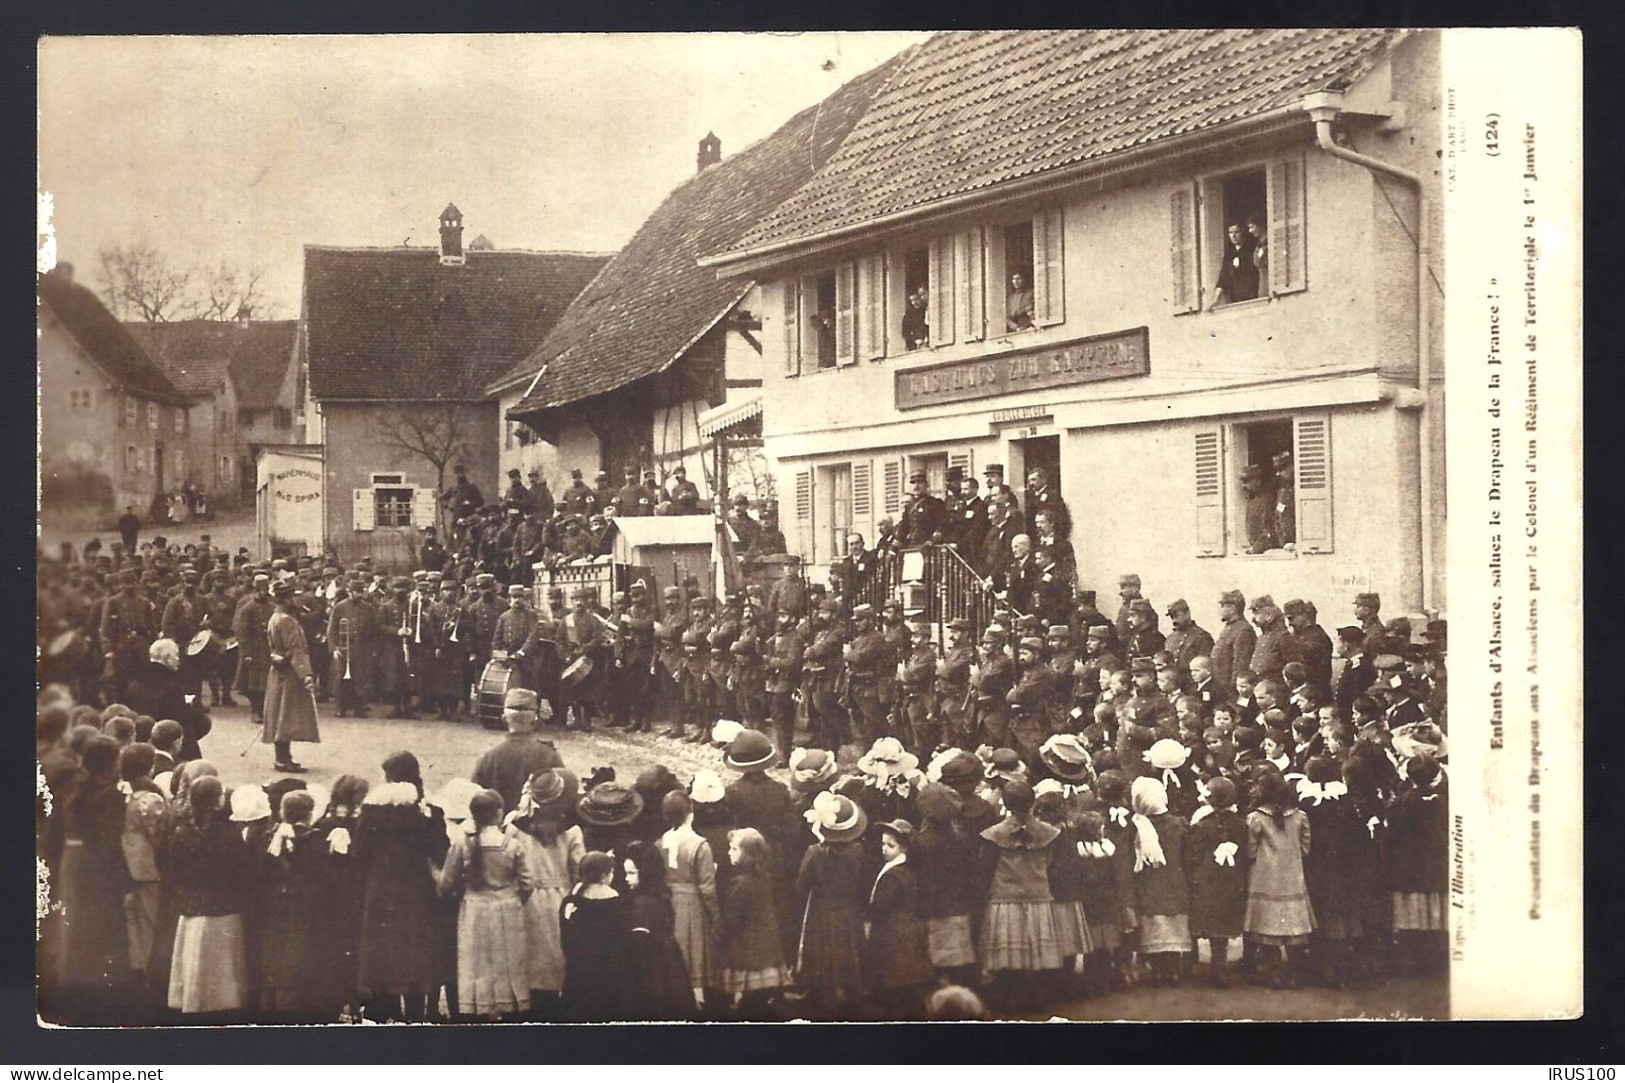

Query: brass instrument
[[340, 617, 353, 681], [398, 606, 411, 666], [412, 593, 423, 645]]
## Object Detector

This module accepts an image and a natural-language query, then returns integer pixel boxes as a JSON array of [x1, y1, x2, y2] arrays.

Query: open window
[[1193, 414, 1332, 557], [896, 246, 930, 353], [807, 271, 837, 370]]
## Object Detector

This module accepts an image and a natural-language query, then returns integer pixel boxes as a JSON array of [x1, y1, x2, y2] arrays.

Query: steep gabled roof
[[709, 29, 1393, 263], [303, 247, 609, 401], [503, 49, 912, 415], [124, 320, 298, 407], [38, 270, 190, 405]]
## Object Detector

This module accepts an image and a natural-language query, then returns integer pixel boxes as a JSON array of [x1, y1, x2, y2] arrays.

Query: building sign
[[272, 466, 322, 504], [895, 327, 1149, 411], [990, 405, 1053, 425]]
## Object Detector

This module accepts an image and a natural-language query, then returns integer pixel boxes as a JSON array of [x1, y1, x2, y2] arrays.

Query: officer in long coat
[[896, 471, 947, 547], [262, 580, 320, 773], [1211, 588, 1258, 696], [233, 574, 275, 724]]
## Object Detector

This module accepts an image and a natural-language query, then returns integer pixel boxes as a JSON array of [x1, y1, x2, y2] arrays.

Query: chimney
[[697, 132, 721, 173], [439, 203, 465, 266]]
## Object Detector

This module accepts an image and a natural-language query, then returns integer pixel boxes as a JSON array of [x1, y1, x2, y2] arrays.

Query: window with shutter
[[1267, 154, 1307, 295], [957, 228, 985, 343], [1034, 207, 1065, 327], [411, 487, 437, 529], [353, 488, 375, 532], [793, 468, 814, 559], [1170, 187, 1200, 313], [835, 262, 857, 366], [1194, 428, 1225, 557], [882, 458, 904, 519], [861, 253, 887, 360], [852, 460, 873, 537], [1293, 414, 1332, 553], [928, 238, 955, 347], [948, 449, 973, 487], [782, 280, 801, 376]]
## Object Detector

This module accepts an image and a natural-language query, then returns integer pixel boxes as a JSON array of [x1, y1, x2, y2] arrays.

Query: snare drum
[[561, 654, 595, 686], [186, 629, 226, 664]]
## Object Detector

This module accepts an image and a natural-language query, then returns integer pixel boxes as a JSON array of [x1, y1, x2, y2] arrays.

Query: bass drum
[[476, 657, 516, 731]]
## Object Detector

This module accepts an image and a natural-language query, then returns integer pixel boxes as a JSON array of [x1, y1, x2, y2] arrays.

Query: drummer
[[561, 586, 608, 732], [494, 583, 543, 696], [202, 571, 240, 708], [163, 567, 205, 696]]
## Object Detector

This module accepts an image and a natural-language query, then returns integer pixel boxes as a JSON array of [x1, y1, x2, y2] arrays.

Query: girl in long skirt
[[621, 841, 701, 1020], [658, 789, 720, 1012], [863, 820, 934, 1020], [1386, 754, 1449, 976], [976, 779, 1063, 1012], [506, 768, 583, 1018], [1121, 775, 1191, 987], [795, 792, 869, 1019], [1244, 770, 1315, 987], [1032, 781, 1093, 996], [559, 851, 633, 1021], [166, 776, 253, 1019], [438, 789, 532, 1020], [718, 828, 789, 1019], [312, 773, 368, 1018]]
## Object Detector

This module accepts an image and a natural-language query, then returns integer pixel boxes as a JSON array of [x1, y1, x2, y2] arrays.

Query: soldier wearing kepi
[[970, 624, 1016, 750], [619, 581, 658, 732], [656, 586, 689, 733], [325, 576, 370, 718], [1283, 598, 1334, 694], [427, 576, 466, 720], [1211, 588, 1258, 696], [1163, 598, 1214, 682], [896, 470, 947, 547], [233, 573, 275, 725], [493, 583, 542, 694], [764, 608, 805, 764], [667, 464, 702, 514], [897, 618, 939, 757], [262, 578, 320, 774], [1113, 573, 1145, 643], [934, 617, 976, 750], [101, 570, 154, 703], [591, 470, 617, 516], [843, 603, 892, 746], [801, 599, 847, 753], [562, 468, 597, 517], [462, 573, 504, 720]]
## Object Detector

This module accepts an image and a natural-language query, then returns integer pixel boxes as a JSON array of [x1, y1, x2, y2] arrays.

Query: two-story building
[[500, 51, 908, 509], [39, 263, 194, 523], [128, 319, 299, 507], [701, 29, 1445, 627], [296, 206, 607, 567]]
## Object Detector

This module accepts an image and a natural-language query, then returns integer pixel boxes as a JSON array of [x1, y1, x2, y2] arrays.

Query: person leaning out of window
[[1206, 223, 1260, 310]]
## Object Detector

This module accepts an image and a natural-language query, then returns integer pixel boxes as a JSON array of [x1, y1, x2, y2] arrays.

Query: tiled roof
[[504, 50, 911, 414], [38, 269, 190, 405], [712, 29, 1393, 260], [303, 247, 609, 401], [125, 320, 297, 407]]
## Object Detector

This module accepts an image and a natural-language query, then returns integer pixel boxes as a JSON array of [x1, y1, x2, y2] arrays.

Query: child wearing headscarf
[[118, 742, 168, 1017], [52, 734, 130, 1024], [313, 773, 368, 1018], [166, 774, 253, 1018], [438, 788, 532, 1020], [1119, 775, 1191, 986], [1184, 776, 1248, 987], [1244, 770, 1315, 987], [975, 779, 1063, 1012], [863, 819, 933, 1020]]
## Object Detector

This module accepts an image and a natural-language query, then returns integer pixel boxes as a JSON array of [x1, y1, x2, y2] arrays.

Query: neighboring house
[[39, 264, 194, 521], [228, 320, 301, 496], [498, 52, 910, 510], [702, 29, 1445, 622], [296, 205, 607, 567]]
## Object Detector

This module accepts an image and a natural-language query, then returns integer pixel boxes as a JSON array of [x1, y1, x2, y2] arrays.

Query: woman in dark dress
[[353, 751, 452, 1022], [794, 792, 868, 1019], [51, 734, 129, 1024], [621, 842, 699, 1021], [559, 850, 633, 1021]]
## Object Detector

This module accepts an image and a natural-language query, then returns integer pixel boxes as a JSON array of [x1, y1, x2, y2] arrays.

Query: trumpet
[[340, 617, 353, 681]]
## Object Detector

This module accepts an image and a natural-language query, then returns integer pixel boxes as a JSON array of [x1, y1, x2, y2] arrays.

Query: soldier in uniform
[[100, 570, 154, 703], [1044, 623, 1078, 726], [707, 591, 742, 726], [1248, 594, 1301, 686], [935, 618, 976, 750], [1353, 591, 1385, 655], [442, 463, 485, 525], [896, 471, 947, 547], [201, 570, 240, 707], [1283, 598, 1334, 694], [1242, 463, 1277, 553], [673, 598, 714, 741], [1212, 588, 1258, 696], [970, 624, 1015, 750], [1122, 597, 1167, 660], [1029, 546, 1071, 629], [232, 573, 275, 725], [163, 567, 206, 696], [1113, 573, 1146, 643], [587, 470, 615, 516], [764, 608, 804, 765], [374, 578, 413, 718], [1118, 656, 1178, 776], [1163, 598, 1214, 682], [729, 614, 767, 728], [324, 576, 368, 718], [1074, 623, 1122, 734], [725, 493, 760, 553], [461, 573, 504, 719], [842, 603, 892, 747], [618, 581, 658, 732], [667, 465, 702, 514], [560, 586, 609, 731], [504, 468, 530, 508], [1335, 625, 1376, 721], [1271, 450, 1296, 547], [561, 468, 597, 517], [614, 469, 650, 518], [493, 582, 542, 694], [801, 599, 847, 753], [655, 586, 688, 733], [524, 469, 553, 519], [420, 576, 461, 720], [898, 618, 940, 757], [1006, 636, 1054, 766]]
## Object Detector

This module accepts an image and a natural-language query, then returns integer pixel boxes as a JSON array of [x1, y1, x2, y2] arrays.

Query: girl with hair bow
[[1184, 776, 1248, 987]]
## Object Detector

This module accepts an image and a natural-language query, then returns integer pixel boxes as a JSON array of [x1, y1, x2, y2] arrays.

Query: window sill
[[1201, 297, 1275, 320], [1229, 547, 1299, 561]]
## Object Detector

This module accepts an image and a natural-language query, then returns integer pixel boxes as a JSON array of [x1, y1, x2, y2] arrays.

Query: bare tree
[[194, 261, 271, 321], [367, 399, 482, 535], [97, 242, 193, 322]]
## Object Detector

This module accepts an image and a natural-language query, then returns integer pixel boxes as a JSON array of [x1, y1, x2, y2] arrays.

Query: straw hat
[[723, 729, 777, 772], [803, 791, 868, 843], [576, 781, 644, 826]]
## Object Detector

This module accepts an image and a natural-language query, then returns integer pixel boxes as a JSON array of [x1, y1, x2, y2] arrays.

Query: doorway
[[1011, 434, 1060, 496]]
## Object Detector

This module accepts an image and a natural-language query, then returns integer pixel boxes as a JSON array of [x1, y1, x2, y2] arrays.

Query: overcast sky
[[38, 32, 930, 318]]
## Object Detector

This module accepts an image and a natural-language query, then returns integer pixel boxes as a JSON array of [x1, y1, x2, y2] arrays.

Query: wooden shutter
[[1033, 207, 1066, 327], [957, 227, 985, 343], [1267, 154, 1308, 295], [1169, 186, 1201, 313], [353, 488, 375, 532], [835, 262, 857, 366], [410, 487, 437, 528], [948, 448, 973, 484], [882, 458, 904, 519], [793, 468, 814, 559], [1293, 414, 1332, 553], [928, 238, 955, 347], [862, 253, 887, 360], [852, 460, 873, 541], [1193, 428, 1225, 557], [782, 279, 801, 376]]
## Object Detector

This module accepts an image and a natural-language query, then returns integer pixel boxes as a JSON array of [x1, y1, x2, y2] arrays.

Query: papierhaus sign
[[894, 327, 1149, 410]]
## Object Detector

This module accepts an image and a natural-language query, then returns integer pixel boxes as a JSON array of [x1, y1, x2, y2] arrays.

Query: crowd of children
[[39, 664, 1448, 1023]]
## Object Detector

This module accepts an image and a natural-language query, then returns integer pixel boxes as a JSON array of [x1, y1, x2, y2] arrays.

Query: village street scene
[[37, 30, 1449, 1025]]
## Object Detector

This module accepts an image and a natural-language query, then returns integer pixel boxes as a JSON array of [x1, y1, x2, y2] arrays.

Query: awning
[[697, 391, 763, 438]]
